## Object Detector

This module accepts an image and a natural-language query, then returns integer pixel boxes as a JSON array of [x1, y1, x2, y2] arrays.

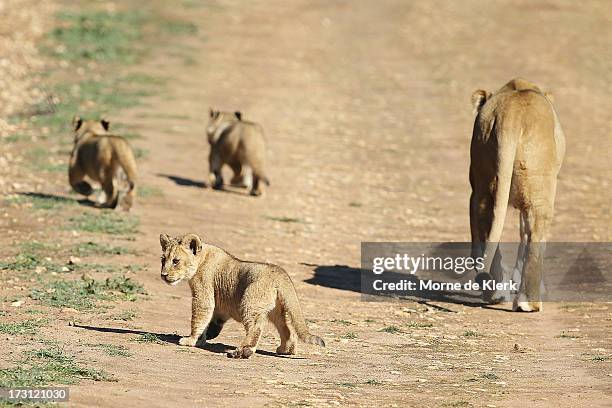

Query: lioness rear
[[469, 78, 565, 312]]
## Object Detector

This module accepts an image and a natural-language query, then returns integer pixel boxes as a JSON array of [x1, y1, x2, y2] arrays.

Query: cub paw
[[228, 347, 254, 359], [179, 336, 197, 347]]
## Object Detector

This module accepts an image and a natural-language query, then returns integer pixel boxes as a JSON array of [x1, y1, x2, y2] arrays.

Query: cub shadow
[[17, 191, 96, 208], [157, 173, 206, 188], [73, 324, 301, 358], [303, 263, 491, 309], [157, 173, 251, 196]]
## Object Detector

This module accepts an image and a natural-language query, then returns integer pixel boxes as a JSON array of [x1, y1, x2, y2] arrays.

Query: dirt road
[[2, 1, 611, 407]]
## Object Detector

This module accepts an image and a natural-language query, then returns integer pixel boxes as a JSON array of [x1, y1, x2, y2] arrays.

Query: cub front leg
[[179, 298, 214, 347]]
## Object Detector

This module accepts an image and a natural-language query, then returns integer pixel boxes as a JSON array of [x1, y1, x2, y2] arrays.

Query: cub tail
[[278, 278, 325, 347]]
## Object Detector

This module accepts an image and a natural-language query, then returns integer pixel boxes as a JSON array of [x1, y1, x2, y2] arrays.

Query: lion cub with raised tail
[[68, 117, 137, 210], [159, 233, 325, 358], [206, 109, 270, 196]]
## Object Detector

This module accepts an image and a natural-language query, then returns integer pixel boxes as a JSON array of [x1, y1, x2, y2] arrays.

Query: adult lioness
[[159, 233, 325, 358], [469, 78, 565, 312], [206, 109, 270, 196], [68, 117, 138, 210]]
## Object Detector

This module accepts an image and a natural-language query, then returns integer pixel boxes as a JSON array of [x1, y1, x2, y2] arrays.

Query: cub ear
[[234, 111, 242, 121], [160, 234, 171, 251], [100, 118, 110, 131], [181, 233, 202, 256], [471, 90, 489, 115], [209, 108, 214, 118], [72, 116, 83, 131], [544, 91, 554, 103]]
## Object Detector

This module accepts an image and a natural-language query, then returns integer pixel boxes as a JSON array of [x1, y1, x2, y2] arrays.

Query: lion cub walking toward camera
[[68, 117, 137, 210], [469, 78, 565, 312], [159, 233, 324, 358], [206, 109, 270, 196]]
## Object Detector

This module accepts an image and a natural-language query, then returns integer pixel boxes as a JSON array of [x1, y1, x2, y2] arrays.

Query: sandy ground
[[2, 0, 611, 407]]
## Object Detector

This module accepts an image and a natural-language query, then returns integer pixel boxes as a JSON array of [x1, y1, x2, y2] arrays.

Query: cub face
[[206, 109, 242, 144], [159, 233, 203, 285]]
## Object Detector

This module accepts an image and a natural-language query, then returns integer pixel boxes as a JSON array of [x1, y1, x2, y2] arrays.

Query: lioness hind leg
[[513, 205, 551, 312], [470, 189, 507, 302]]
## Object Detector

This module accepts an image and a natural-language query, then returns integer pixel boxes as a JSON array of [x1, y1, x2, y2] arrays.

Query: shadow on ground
[[157, 173, 255, 196], [157, 173, 206, 188], [74, 324, 302, 358], [303, 263, 493, 310], [18, 191, 97, 207]]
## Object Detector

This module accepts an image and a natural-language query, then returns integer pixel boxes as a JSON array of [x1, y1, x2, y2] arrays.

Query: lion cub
[[68, 117, 137, 210], [159, 233, 325, 358], [206, 109, 270, 196]]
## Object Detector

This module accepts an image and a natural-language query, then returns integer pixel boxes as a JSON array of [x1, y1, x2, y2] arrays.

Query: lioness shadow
[[303, 263, 489, 309], [73, 324, 299, 358]]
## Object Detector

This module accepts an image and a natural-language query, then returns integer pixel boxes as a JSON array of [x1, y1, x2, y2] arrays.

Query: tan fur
[[68, 117, 138, 210], [469, 78, 565, 312], [206, 109, 270, 196], [159, 233, 325, 358]]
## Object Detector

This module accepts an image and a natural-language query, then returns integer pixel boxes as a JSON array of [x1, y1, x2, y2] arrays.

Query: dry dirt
[[1, 1, 611, 407]]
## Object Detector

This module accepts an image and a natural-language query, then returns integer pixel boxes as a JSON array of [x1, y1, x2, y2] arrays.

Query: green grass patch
[[463, 330, 480, 337], [159, 20, 198, 35], [379, 326, 402, 334], [443, 401, 472, 407], [331, 319, 353, 326], [73, 241, 133, 256], [0, 252, 63, 274], [107, 310, 137, 321], [23, 193, 75, 210], [20, 241, 59, 254], [265, 216, 304, 224], [364, 379, 382, 385], [49, 10, 146, 63], [69, 211, 139, 234], [348, 202, 362, 207], [134, 333, 162, 344], [0, 346, 115, 387], [341, 332, 357, 340], [556, 332, 581, 339], [133, 147, 149, 160], [122, 72, 166, 86], [138, 185, 163, 198], [0, 319, 48, 336], [30, 275, 146, 311], [29, 77, 155, 134], [3, 132, 30, 143], [86, 343, 132, 357], [336, 382, 357, 388], [480, 372, 500, 380], [406, 321, 433, 328]]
